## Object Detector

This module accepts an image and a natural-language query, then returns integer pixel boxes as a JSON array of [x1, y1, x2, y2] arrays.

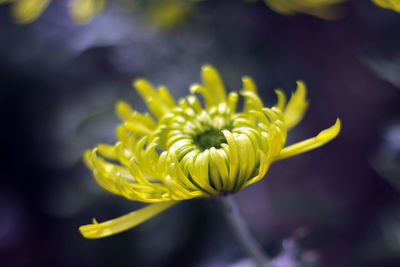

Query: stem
[[221, 195, 272, 267]]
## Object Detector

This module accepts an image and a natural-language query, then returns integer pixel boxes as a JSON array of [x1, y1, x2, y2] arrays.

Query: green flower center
[[192, 128, 227, 150]]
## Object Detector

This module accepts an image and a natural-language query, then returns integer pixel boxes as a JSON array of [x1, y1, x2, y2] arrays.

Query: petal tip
[[332, 118, 342, 136], [189, 84, 201, 94], [132, 78, 145, 88], [201, 64, 214, 72], [295, 80, 307, 94], [115, 101, 132, 117], [318, 118, 341, 140]]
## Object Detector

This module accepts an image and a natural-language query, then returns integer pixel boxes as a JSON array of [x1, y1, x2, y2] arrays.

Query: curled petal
[[190, 84, 214, 109], [79, 201, 178, 239], [227, 92, 239, 113], [242, 91, 264, 113], [274, 89, 287, 111], [283, 81, 309, 130], [133, 79, 174, 119], [201, 65, 226, 106], [97, 144, 117, 159], [242, 76, 257, 94], [276, 119, 341, 161]]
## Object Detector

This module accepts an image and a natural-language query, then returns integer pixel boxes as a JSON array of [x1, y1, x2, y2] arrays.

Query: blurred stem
[[221, 195, 272, 267]]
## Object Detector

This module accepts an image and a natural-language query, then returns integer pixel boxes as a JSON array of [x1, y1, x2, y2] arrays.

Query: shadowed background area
[[1, 0, 400, 266]]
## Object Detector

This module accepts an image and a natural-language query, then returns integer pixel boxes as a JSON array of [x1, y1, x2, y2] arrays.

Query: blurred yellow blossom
[[373, 0, 400, 12], [4, 0, 105, 24], [79, 65, 341, 239], [69, 0, 106, 25], [1, 0, 195, 26], [10, 0, 50, 24], [264, 0, 347, 19], [148, 0, 194, 30]]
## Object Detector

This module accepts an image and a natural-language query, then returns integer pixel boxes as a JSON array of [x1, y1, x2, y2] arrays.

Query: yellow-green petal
[[79, 201, 178, 239], [275, 89, 287, 111], [373, 0, 400, 12], [201, 64, 226, 106], [283, 81, 309, 130], [276, 119, 341, 161]]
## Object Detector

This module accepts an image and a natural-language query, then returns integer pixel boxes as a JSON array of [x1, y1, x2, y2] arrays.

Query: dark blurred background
[[1, 0, 400, 266]]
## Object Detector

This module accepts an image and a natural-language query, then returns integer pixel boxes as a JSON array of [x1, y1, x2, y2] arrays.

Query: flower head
[[373, 0, 400, 12], [79, 65, 341, 239]]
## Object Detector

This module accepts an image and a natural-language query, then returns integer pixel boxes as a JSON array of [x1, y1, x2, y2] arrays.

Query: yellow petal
[[274, 89, 287, 111], [12, 0, 50, 24], [158, 86, 176, 108], [242, 76, 257, 94], [115, 101, 135, 122], [241, 91, 263, 112], [227, 92, 239, 113], [222, 130, 240, 192], [97, 144, 117, 159], [283, 81, 309, 130], [133, 79, 172, 119], [242, 151, 271, 187], [372, 0, 390, 9], [201, 64, 226, 106], [79, 201, 178, 239], [190, 84, 214, 109], [373, 0, 400, 11], [276, 119, 341, 161]]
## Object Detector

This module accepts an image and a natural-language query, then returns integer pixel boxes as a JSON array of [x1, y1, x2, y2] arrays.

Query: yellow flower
[[3, 0, 105, 24], [147, 0, 194, 30], [373, 0, 400, 12], [2, 0, 194, 26], [79, 65, 341, 239], [264, 0, 346, 19]]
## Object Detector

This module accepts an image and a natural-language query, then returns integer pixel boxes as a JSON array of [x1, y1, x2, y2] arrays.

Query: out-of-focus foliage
[[373, 123, 400, 190], [366, 54, 400, 89], [373, 0, 400, 12], [231, 231, 319, 267], [362, 206, 400, 264]]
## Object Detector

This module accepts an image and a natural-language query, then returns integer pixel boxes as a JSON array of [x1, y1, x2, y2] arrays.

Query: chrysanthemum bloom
[[80, 65, 341, 239], [264, 0, 346, 19], [373, 0, 400, 12]]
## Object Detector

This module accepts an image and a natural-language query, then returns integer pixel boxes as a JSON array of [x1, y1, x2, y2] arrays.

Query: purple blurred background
[[1, 0, 400, 266]]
